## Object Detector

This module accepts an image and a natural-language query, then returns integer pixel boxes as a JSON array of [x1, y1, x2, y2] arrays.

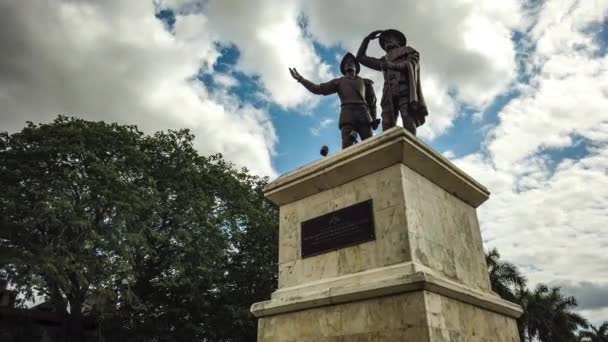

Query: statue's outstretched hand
[[289, 68, 303, 81], [366, 30, 383, 40]]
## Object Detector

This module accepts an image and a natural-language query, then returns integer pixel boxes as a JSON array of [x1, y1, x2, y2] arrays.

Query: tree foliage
[[517, 284, 588, 341], [0, 116, 278, 341], [578, 322, 608, 342], [486, 249, 588, 342], [486, 248, 526, 302]]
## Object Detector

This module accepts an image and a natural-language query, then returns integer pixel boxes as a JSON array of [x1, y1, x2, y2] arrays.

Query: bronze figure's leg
[[398, 100, 416, 136], [381, 105, 398, 131], [341, 124, 356, 148], [357, 122, 373, 142], [353, 107, 373, 142], [403, 115, 417, 135], [358, 124, 373, 141]]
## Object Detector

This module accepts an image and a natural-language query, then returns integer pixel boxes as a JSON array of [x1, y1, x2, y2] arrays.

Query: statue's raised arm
[[289, 53, 379, 149], [356, 30, 386, 71], [289, 68, 338, 96]]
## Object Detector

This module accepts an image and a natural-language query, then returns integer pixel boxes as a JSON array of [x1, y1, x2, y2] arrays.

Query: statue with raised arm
[[357, 29, 428, 135], [289, 53, 380, 149]]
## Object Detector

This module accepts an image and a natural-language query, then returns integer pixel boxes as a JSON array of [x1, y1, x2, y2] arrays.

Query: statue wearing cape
[[357, 29, 428, 135]]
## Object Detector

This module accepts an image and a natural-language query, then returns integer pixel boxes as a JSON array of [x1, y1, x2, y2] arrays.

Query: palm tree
[[579, 322, 608, 342], [485, 249, 588, 341], [485, 248, 527, 302], [519, 283, 588, 341]]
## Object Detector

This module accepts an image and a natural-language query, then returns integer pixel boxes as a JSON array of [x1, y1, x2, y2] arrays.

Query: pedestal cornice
[[264, 127, 489, 208], [251, 262, 522, 319]]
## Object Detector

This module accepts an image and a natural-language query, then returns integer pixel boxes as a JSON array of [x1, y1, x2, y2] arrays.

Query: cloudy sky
[[1, 0, 607, 323]]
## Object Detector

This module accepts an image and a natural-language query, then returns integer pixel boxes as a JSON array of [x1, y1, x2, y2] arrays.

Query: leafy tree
[[578, 322, 608, 342], [518, 284, 588, 342], [0, 116, 278, 341], [486, 249, 588, 342], [486, 248, 527, 302]]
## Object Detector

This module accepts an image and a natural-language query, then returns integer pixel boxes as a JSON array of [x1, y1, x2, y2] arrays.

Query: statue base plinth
[[253, 127, 521, 341]]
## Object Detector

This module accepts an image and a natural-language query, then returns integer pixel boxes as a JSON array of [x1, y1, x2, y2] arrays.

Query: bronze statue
[[289, 53, 379, 149], [357, 29, 428, 135]]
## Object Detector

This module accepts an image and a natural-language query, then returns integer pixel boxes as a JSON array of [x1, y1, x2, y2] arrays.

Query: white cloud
[[442, 150, 456, 159], [579, 307, 608, 324], [416, 76, 458, 140], [0, 0, 276, 176], [488, 0, 608, 172], [555, 280, 608, 311], [160, 0, 333, 109], [310, 117, 334, 136], [457, 148, 608, 284], [213, 73, 238, 89], [452, 0, 608, 322]]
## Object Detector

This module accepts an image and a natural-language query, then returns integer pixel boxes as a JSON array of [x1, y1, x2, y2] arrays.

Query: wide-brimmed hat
[[340, 52, 360, 75], [379, 29, 407, 51]]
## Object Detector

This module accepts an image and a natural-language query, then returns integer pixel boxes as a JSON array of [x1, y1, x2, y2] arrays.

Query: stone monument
[[251, 127, 523, 341]]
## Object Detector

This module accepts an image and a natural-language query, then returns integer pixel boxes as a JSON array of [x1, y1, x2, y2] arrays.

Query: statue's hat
[[339, 52, 360, 75], [379, 29, 407, 51]]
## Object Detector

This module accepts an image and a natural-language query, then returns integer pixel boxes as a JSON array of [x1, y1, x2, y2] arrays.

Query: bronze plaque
[[301, 200, 375, 258]]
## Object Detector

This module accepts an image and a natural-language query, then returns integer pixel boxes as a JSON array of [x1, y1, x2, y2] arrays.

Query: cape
[[388, 46, 428, 126]]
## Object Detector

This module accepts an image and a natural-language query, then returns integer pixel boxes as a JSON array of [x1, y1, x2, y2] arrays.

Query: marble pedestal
[[251, 127, 522, 341]]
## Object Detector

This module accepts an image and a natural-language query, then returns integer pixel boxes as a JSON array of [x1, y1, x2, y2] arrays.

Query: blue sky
[[1, 0, 608, 323]]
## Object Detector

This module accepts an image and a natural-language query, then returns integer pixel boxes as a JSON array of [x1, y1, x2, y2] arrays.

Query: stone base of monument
[[251, 127, 522, 341]]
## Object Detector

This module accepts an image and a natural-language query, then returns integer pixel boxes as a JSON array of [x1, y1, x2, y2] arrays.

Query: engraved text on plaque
[[301, 200, 375, 258]]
